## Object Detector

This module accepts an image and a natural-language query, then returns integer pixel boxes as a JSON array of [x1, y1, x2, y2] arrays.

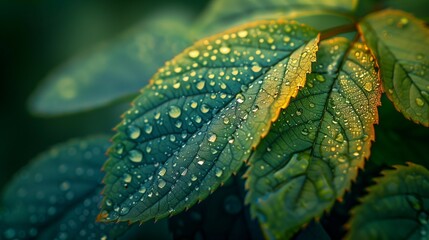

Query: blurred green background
[[0, 0, 209, 191]]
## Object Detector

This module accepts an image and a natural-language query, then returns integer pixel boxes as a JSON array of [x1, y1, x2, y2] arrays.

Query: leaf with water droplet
[[359, 9, 429, 126], [0, 136, 131, 239], [347, 163, 429, 239], [245, 38, 381, 239], [28, 10, 193, 116], [99, 20, 320, 224]]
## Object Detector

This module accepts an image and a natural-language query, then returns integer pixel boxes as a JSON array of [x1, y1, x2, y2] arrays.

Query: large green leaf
[[347, 163, 429, 240], [196, 0, 357, 35], [245, 38, 381, 239], [29, 10, 193, 116], [98, 20, 320, 223], [359, 10, 429, 126], [0, 136, 131, 239]]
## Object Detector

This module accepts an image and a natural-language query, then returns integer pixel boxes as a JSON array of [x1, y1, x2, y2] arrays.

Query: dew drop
[[363, 82, 373, 92], [169, 106, 182, 118], [316, 74, 325, 82], [252, 105, 259, 112], [191, 175, 198, 181], [215, 168, 223, 177], [123, 173, 132, 183], [173, 82, 181, 89], [144, 124, 153, 134], [283, 36, 291, 42], [120, 207, 130, 215], [115, 143, 124, 155], [129, 150, 143, 163], [251, 64, 262, 73], [208, 133, 217, 143], [146, 146, 152, 153], [139, 186, 147, 194], [174, 67, 182, 73], [236, 94, 245, 103], [188, 50, 200, 58], [190, 101, 198, 109], [127, 125, 141, 139], [335, 133, 344, 142], [200, 104, 210, 113], [301, 128, 309, 136], [219, 46, 231, 54], [238, 30, 248, 38], [158, 179, 166, 189], [195, 115, 202, 123], [196, 81, 205, 90], [397, 17, 409, 28], [223, 117, 230, 124], [197, 160, 205, 165], [416, 97, 425, 107], [159, 167, 167, 176]]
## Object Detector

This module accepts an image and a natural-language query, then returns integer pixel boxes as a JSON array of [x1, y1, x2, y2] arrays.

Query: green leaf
[[197, 0, 357, 35], [98, 20, 320, 223], [29, 10, 193, 116], [358, 10, 429, 126], [245, 37, 381, 239], [0, 136, 130, 239], [347, 163, 429, 240]]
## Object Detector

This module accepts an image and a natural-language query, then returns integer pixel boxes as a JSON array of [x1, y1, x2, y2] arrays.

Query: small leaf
[[0, 136, 129, 239], [99, 20, 320, 223], [358, 10, 429, 126], [347, 163, 429, 240], [197, 0, 357, 35], [245, 38, 381, 239], [29, 10, 193, 116]]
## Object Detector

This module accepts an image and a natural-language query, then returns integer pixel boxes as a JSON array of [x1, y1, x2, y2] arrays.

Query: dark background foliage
[[0, 0, 209, 191]]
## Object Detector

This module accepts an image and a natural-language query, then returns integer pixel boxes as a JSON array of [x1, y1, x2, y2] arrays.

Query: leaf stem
[[320, 24, 357, 40]]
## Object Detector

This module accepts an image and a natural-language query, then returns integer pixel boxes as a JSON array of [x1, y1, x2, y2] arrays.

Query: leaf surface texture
[[99, 20, 320, 223], [246, 38, 381, 239]]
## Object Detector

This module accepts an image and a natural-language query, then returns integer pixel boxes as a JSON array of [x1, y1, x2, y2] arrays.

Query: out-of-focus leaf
[[359, 10, 429, 126], [383, 0, 429, 22], [0, 136, 130, 239], [29, 10, 193, 116], [246, 38, 381, 239], [196, 0, 357, 35], [347, 163, 429, 240], [98, 20, 319, 224]]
